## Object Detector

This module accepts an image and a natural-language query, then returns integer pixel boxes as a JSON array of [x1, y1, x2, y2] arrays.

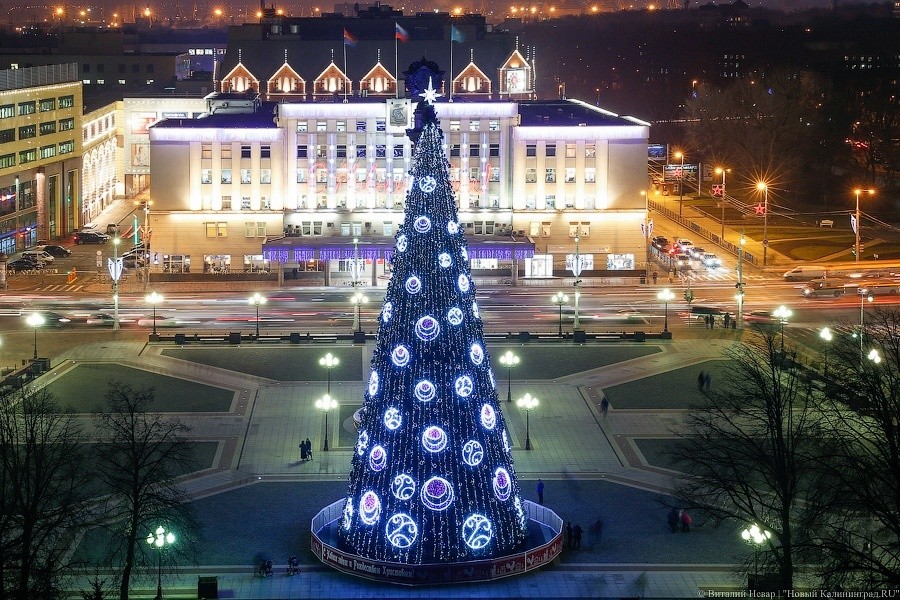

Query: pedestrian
[[573, 524, 583, 550], [652, 271, 658, 285], [704, 372, 712, 392], [724, 313, 730, 329], [667, 508, 680, 533], [537, 479, 544, 504], [305, 438, 313, 461], [589, 517, 604, 547], [299, 440, 307, 461], [600, 396, 609, 418], [565, 521, 573, 549], [681, 510, 692, 533], [698, 371, 705, 391]]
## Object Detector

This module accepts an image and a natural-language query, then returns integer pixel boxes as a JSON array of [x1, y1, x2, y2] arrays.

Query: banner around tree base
[[311, 499, 563, 585]]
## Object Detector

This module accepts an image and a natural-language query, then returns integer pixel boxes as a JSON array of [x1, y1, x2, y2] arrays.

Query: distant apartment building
[[0, 64, 82, 254]]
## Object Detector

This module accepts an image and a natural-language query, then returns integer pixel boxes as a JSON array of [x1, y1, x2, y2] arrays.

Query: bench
[[819, 220, 833, 228]]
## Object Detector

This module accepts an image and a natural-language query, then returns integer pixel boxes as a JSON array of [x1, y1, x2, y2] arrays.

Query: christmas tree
[[338, 69, 528, 564]]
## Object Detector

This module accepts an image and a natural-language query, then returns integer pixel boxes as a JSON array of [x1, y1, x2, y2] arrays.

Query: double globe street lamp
[[657, 288, 675, 333], [248, 292, 266, 339], [551, 292, 569, 338], [316, 393, 338, 451], [499, 350, 520, 403], [26, 312, 45, 360], [145, 291, 164, 338], [146, 525, 175, 600], [773, 305, 792, 355], [319, 352, 339, 394], [516, 392, 539, 451]]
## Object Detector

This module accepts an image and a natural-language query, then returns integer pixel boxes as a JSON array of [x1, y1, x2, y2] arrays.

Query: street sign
[[663, 163, 698, 182], [107, 257, 124, 282], [850, 215, 858, 234], [96, 250, 102, 268], [711, 184, 724, 197]]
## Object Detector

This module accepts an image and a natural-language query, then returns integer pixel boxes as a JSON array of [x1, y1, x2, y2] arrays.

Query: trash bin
[[198, 575, 218, 599], [573, 330, 586, 343], [634, 331, 646, 342], [174, 333, 186, 345], [353, 331, 367, 344], [290, 332, 302, 344], [228, 332, 241, 345], [518, 331, 530, 342]]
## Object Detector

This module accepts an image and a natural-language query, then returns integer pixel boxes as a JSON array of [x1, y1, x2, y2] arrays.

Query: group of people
[[667, 508, 693, 533], [565, 522, 584, 550], [703, 313, 736, 329], [299, 438, 313, 461]]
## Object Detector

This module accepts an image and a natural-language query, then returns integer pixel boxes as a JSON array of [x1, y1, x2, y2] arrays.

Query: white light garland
[[462, 439, 484, 467], [391, 344, 411, 367], [461, 513, 493, 550], [455, 375, 474, 398], [382, 301, 393, 322], [447, 306, 464, 326], [414, 379, 436, 402], [356, 430, 370, 455], [415, 315, 440, 341], [391, 473, 417, 500], [421, 476, 454, 511], [413, 215, 432, 233], [359, 490, 382, 525], [422, 425, 449, 452], [386, 513, 418, 549], [405, 275, 422, 295], [368, 371, 379, 396], [418, 175, 437, 193], [492, 467, 512, 501], [457, 274, 470, 293], [438, 252, 452, 268], [480, 404, 497, 430], [469, 343, 484, 366], [383, 407, 402, 430], [397, 234, 408, 253]]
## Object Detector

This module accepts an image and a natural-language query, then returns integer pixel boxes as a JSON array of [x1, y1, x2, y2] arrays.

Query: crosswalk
[[32, 284, 85, 292]]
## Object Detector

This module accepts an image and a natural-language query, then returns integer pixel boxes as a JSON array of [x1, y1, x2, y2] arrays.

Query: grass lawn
[[603, 360, 732, 410], [488, 345, 661, 379], [162, 347, 363, 382]]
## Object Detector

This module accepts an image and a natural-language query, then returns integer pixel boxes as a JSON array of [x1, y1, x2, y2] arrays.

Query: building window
[[525, 196, 536, 210], [18, 125, 36, 139], [525, 168, 536, 183], [489, 167, 500, 182], [241, 197, 251, 209], [201, 144, 212, 159], [383, 222, 393, 236], [297, 145, 307, 158], [316, 121, 327, 132], [39, 98, 56, 112], [260, 145, 270, 159], [376, 119, 385, 132], [565, 144, 576, 158], [376, 145, 386, 158], [59, 118, 74, 131], [489, 120, 500, 131], [337, 144, 347, 158], [39, 145, 55, 159], [450, 144, 460, 157], [585, 168, 596, 183], [58, 95, 74, 108], [356, 120, 366, 132], [356, 145, 366, 158], [58, 141, 74, 154], [316, 144, 326, 159], [261, 197, 270, 210], [0, 104, 13, 119], [580, 223, 590, 237], [206, 222, 227, 237], [585, 144, 596, 158], [526, 144, 536, 157], [545, 145, 556, 157], [201, 169, 212, 184], [393, 145, 403, 158], [297, 169, 307, 183], [240, 169, 251, 184], [545, 168, 556, 183], [546, 195, 556, 209], [565, 195, 575, 208], [241, 145, 251, 159], [469, 146, 479, 158], [489, 143, 500, 157], [260, 169, 271, 184], [18, 101, 35, 116], [529, 221, 540, 236], [39, 120, 57, 135], [336, 121, 346, 132], [257, 222, 267, 236], [449, 120, 460, 132], [221, 145, 232, 159], [19, 149, 36, 164], [297, 121, 308, 132], [0, 129, 13, 143], [469, 121, 480, 131], [221, 169, 232, 184], [0, 153, 14, 168], [245, 222, 257, 237], [565, 168, 576, 183]]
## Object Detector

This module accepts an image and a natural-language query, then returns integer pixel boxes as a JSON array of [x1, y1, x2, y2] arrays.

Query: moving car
[[21, 250, 54, 264], [85, 313, 116, 326], [136, 315, 180, 328], [675, 253, 692, 268], [783, 266, 827, 281], [677, 239, 694, 251], [651, 236, 669, 250], [702, 253, 722, 268], [801, 278, 858, 298], [24, 311, 71, 327], [74, 231, 110, 244]]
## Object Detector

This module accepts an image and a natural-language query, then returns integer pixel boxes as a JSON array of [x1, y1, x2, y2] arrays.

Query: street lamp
[[773, 305, 792, 354], [315, 393, 338, 451], [736, 234, 746, 328], [146, 525, 175, 600], [819, 327, 833, 377], [858, 288, 874, 356], [350, 291, 368, 333], [145, 291, 163, 337], [868, 348, 882, 365], [741, 523, 772, 578], [516, 392, 538, 450], [657, 288, 675, 332], [112, 236, 121, 331], [499, 350, 519, 403], [715, 167, 730, 240], [756, 182, 769, 267], [572, 236, 583, 332], [853, 188, 875, 262], [319, 352, 339, 394], [674, 150, 685, 216], [248, 292, 266, 339], [26, 312, 45, 360], [134, 199, 153, 290], [551, 292, 568, 338]]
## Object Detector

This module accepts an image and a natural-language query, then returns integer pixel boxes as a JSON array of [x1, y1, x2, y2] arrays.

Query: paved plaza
[[40, 335, 761, 599]]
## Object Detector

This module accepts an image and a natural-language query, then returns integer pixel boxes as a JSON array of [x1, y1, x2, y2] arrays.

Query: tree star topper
[[420, 77, 442, 104]]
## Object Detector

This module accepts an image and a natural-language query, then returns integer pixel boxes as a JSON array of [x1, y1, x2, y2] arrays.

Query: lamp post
[[854, 188, 875, 262], [657, 288, 674, 332], [248, 292, 266, 339], [819, 327, 833, 377], [146, 525, 175, 600], [516, 392, 538, 450], [145, 291, 163, 337], [736, 234, 745, 328], [349, 237, 368, 332], [715, 166, 730, 240], [741, 523, 772, 578], [858, 288, 874, 356], [111, 237, 122, 331], [315, 393, 337, 451], [135, 199, 152, 290], [499, 350, 519, 403], [351, 291, 368, 333], [756, 182, 769, 267], [551, 292, 568, 338], [26, 312, 44, 360], [773, 305, 792, 354], [674, 150, 685, 216], [572, 236, 583, 332], [868, 348, 882, 365], [319, 352, 339, 394]]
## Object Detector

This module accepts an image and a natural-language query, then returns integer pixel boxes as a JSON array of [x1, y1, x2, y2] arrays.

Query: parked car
[[105, 223, 119, 235], [21, 250, 54, 264], [74, 231, 109, 244], [34, 244, 72, 258], [8, 258, 39, 272]]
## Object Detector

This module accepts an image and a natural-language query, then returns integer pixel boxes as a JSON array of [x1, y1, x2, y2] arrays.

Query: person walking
[[565, 522, 573, 550], [305, 438, 313, 461], [537, 479, 544, 504], [698, 371, 705, 391], [573, 524, 583, 550], [299, 439, 307, 461], [652, 271, 658, 285], [681, 510, 693, 533], [704, 372, 712, 392], [667, 508, 680, 533], [600, 396, 609, 418]]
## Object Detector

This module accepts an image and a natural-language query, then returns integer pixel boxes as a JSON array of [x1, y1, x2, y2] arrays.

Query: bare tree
[[93, 383, 196, 600], [814, 310, 900, 588], [0, 387, 91, 600], [672, 332, 825, 591]]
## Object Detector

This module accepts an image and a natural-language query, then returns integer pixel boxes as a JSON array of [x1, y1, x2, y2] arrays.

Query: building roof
[[517, 100, 644, 127], [150, 102, 280, 129]]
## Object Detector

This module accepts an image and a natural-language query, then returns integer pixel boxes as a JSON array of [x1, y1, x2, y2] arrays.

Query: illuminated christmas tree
[[338, 62, 528, 564]]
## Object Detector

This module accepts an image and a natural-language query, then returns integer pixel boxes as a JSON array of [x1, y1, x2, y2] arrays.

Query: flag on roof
[[450, 25, 465, 44], [395, 22, 409, 42], [343, 28, 357, 47]]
